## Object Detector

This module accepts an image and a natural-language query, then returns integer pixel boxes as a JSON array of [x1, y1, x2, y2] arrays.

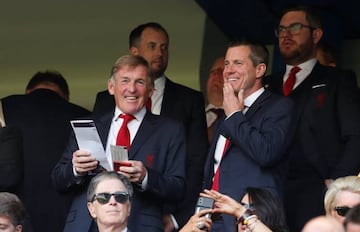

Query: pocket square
[[312, 84, 327, 89]]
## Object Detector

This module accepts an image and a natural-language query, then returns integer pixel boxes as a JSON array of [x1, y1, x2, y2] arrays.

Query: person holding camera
[[181, 188, 288, 232]]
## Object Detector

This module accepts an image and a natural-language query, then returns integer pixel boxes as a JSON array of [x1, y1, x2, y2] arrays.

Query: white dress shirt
[[283, 58, 317, 90], [213, 87, 264, 173]]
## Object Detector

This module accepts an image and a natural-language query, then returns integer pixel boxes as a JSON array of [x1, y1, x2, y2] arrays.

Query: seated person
[[87, 171, 133, 232], [324, 176, 360, 224], [302, 216, 344, 232], [181, 188, 288, 232], [0, 192, 26, 232]]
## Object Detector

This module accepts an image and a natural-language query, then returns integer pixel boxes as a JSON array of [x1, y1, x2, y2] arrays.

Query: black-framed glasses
[[334, 206, 351, 216], [275, 23, 315, 37], [91, 191, 129, 205]]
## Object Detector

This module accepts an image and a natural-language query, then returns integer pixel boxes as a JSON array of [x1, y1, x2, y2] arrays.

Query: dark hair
[[129, 22, 169, 48], [25, 70, 69, 98], [247, 187, 288, 232], [344, 204, 360, 227], [227, 39, 269, 67], [87, 171, 134, 202], [280, 5, 322, 29], [0, 192, 26, 227]]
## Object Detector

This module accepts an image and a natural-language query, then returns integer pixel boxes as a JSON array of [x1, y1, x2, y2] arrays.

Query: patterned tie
[[116, 114, 135, 150], [211, 138, 230, 191], [283, 66, 301, 96]]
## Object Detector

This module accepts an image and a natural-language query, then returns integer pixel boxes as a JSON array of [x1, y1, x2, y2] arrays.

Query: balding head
[[302, 216, 344, 232]]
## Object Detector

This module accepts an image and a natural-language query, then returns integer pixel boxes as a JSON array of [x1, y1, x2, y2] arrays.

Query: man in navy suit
[[203, 40, 294, 232], [264, 6, 360, 232], [52, 55, 186, 232], [93, 22, 208, 230], [1, 71, 90, 232]]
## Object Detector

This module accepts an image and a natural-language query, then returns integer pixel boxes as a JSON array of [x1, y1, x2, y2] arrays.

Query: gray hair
[[87, 171, 134, 202], [109, 54, 151, 86]]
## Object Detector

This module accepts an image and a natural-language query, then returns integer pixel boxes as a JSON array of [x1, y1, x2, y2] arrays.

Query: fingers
[[72, 150, 98, 174], [117, 160, 147, 183]]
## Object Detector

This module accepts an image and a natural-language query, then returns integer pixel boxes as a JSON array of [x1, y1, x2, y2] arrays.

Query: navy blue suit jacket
[[52, 111, 186, 232], [93, 77, 208, 227], [264, 63, 360, 232], [203, 90, 293, 232]]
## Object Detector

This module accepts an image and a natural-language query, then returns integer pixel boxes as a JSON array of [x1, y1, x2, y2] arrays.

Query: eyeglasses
[[334, 206, 351, 216], [275, 23, 315, 37], [91, 191, 129, 204]]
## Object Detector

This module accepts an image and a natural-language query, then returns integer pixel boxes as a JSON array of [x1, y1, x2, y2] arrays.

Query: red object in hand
[[113, 161, 132, 171]]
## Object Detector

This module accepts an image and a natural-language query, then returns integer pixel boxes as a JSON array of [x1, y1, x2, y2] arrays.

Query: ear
[[108, 79, 115, 96], [130, 46, 139, 55], [255, 63, 266, 79], [312, 28, 323, 45], [15, 225, 22, 232], [87, 202, 97, 219]]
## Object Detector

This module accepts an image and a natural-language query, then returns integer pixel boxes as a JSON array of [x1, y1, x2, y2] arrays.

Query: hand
[[200, 189, 245, 219], [72, 150, 98, 175], [179, 209, 213, 232], [223, 81, 245, 116], [118, 160, 147, 183], [163, 214, 175, 232]]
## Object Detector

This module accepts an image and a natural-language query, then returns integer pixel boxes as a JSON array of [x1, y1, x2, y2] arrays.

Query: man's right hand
[[72, 150, 98, 175]]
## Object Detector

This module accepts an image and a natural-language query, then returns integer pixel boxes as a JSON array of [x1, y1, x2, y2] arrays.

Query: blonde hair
[[324, 176, 360, 215]]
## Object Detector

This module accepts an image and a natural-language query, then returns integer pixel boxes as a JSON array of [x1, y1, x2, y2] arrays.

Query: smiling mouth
[[228, 78, 238, 82]]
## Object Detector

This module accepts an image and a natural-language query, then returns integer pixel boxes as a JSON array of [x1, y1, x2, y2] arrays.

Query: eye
[[148, 43, 156, 50], [135, 79, 145, 86], [160, 44, 168, 51]]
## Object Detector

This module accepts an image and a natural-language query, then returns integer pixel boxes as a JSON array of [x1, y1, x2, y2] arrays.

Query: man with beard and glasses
[[264, 6, 360, 232]]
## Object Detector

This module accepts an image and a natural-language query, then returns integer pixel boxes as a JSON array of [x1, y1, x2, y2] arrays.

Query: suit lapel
[[129, 112, 158, 159], [160, 78, 176, 116], [94, 113, 113, 148], [245, 90, 271, 118]]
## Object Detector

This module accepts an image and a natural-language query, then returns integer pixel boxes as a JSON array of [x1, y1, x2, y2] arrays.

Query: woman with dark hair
[[181, 188, 288, 232]]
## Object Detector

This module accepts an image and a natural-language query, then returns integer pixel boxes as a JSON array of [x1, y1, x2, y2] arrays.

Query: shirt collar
[[205, 103, 223, 112], [113, 106, 146, 122], [154, 75, 166, 93], [244, 87, 265, 108]]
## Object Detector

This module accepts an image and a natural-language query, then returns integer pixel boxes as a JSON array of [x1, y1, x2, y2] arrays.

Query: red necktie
[[211, 139, 230, 191], [283, 66, 301, 96], [116, 114, 135, 150], [146, 97, 152, 111]]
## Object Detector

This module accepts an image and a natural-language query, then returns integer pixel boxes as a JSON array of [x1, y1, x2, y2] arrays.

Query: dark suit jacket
[[93, 77, 208, 227], [52, 111, 187, 232], [1, 89, 91, 232], [203, 90, 294, 232], [0, 126, 23, 192], [265, 63, 360, 232]]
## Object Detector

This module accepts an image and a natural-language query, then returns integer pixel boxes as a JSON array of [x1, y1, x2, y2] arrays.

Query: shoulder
[[165, 78, 203, 97]]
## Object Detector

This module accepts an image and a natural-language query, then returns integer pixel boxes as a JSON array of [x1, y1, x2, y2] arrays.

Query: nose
[[127, 81, 136, 92], [108, 195, 117, 205]]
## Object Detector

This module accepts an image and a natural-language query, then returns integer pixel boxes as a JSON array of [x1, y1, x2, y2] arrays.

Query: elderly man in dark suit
[[203, 39, 294, 232], [264, 6, 360, 232], [1, 71, 90, 232], [93, 22, 208, 230], [52, 55, 187, 232]]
